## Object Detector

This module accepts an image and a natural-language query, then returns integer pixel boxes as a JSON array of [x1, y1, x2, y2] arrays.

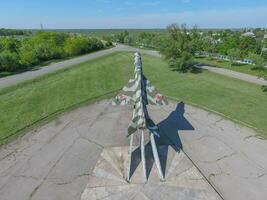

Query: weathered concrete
[[149, 103, 267, 200], [0, 100, 266, 200], [81, 146, 221, 200], [0, 100, 111, 200]]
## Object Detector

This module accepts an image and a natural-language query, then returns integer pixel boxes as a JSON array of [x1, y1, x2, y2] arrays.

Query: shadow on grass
[[169, 62, 203, 74], [190, 67, 203, 74], [0, 56, 79, 78], [0, 66, 42, 78], [232, 63, 248, 67], [262, 85, 267, 93]]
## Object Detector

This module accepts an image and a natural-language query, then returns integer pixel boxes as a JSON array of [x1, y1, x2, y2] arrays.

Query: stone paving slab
[[148, 102, 267, 200], [81, 146, 221, 200], [0, 100, 267, 200]]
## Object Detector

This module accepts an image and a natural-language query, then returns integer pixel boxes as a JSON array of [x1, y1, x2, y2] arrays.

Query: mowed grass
[[142, 55, 267, 136], [0, 52, 267, 145], [0, 52, 132, 144], [195, 57, 260, 77]]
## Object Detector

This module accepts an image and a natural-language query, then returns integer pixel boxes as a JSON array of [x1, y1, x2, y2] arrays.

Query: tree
[[218, 35, 239, 55], [227, 48, 241, 65], [248, 52, 267, 79], [32, 32, 68, 60], [87, 38, 104, 52], [124, 35, 134, 45], [248, 53, 265, 68], [64, 37, 87, 56], [1, 37, 20, 52], [113, 31, 129, 43], [159, 24, 194, 72], [240, 37, 257, 57], [0, 50, 20, 71], [190, 26, 204, 52], [0, 32, 105, 73], [19, 41, 38, 67]]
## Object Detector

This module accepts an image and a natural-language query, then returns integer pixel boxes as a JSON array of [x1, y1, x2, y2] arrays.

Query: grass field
[[0, 52, 267, 145], [0, 53, 132, 144], [143, 55, 267, 137], [35, 29, 167, 38], [195, 57, 261, 77]]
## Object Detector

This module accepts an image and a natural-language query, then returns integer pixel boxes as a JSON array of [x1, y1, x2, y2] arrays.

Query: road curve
[[0, 44, 266, 89], [0, 44, 139, 89]]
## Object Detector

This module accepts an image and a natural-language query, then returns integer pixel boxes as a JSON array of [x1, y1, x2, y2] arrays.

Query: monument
[[112, 52, 168, 182]]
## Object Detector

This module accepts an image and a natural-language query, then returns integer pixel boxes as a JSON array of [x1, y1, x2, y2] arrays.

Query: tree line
[[0, 28, 30, 36], [111, 25, 267, 77], [0, 32, 108, 72]]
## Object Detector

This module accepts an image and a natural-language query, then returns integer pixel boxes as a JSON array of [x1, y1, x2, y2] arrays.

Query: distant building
[[264, 34, 267, 39], [212, 32, 220, 36], [242, 32, 256, 38]]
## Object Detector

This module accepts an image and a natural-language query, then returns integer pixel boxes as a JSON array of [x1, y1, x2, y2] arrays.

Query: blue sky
[[0, 0, 267, 29]]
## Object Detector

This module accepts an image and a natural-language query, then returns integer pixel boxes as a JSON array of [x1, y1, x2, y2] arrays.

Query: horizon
[[0, 0, 267, 29]]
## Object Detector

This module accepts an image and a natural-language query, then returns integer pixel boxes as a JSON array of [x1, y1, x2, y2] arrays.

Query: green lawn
[[143, 55, 267, 137], [0, 52, 267, 145], [0, 52, 132, 144], [195, 57, 261, 77]]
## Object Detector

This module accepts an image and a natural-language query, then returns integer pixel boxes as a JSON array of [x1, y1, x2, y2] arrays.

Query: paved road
[[0, 44, 266, 89], [195, 64, 267, 86], [0, 44, 139, 89], [0, 100, 266, 200]]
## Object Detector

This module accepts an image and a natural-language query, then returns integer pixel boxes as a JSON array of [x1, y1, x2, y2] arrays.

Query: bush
[[0, 32, 105, 73], [64, 37, 87, 56], [169, 52, 193, 72], [0, 37, 21, 52], [64, 37, 104, 56], [105, 40, 113, 47], [32, 32, 68, 60], [19, 42, 38, 67], [0, 50, 20, 71], [87, 38, 104, 51]]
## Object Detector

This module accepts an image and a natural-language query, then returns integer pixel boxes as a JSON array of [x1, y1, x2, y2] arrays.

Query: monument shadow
[[128, 102, 194, 180]]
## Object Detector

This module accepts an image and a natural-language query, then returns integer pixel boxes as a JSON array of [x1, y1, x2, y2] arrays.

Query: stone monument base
[[81, 146, 221, 200]]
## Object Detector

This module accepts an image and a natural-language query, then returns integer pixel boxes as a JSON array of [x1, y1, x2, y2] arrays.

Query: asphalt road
[[0, 100, 266, 200], [195, 64, 267, 86], [0, 44, 131, 89], [0, 44, 266, 89]]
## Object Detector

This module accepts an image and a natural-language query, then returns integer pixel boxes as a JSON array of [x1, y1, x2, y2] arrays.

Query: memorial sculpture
[[112, 52, 168, 182]]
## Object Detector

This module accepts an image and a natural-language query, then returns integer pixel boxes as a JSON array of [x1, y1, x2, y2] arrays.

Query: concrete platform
[[81, 146, 221, 200], [0, 99, 267, 200]]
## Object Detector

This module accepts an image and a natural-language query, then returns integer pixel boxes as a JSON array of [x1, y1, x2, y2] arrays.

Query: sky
[[0, 0, 267, 29]]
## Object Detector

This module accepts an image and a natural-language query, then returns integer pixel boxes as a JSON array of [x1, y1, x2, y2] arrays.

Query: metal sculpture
[[112, 52, 168, 182]]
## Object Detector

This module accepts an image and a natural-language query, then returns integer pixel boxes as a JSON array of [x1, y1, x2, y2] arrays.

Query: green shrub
[[0, 32, 105, 73], [0, 50, 20, 71], [19, 42, 38, 67]]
